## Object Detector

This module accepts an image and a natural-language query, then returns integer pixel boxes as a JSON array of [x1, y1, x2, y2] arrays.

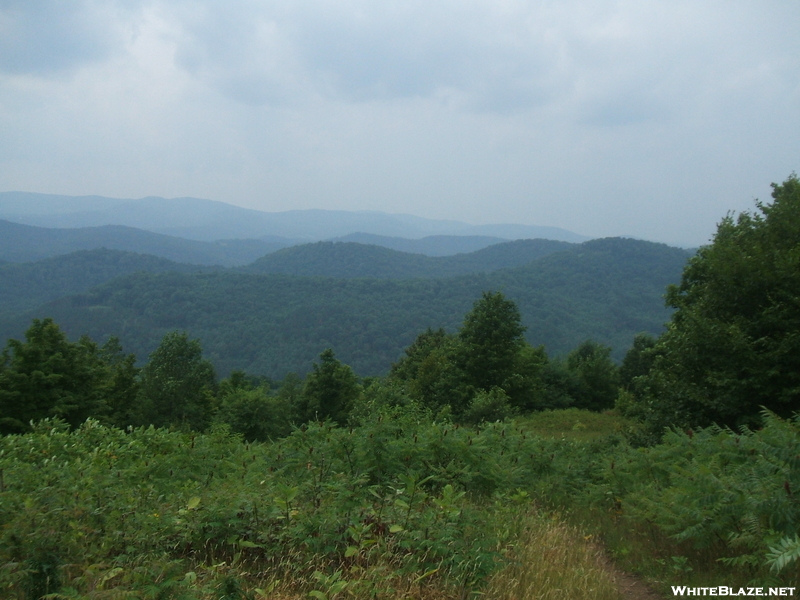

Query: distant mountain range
[[0, 237, 691, 376], [0, 219, 290, 266], [0, 192, 588, 243], [0, 190, 690, 378], [242, 239, 574, 279], [329, 233, 510, 256]]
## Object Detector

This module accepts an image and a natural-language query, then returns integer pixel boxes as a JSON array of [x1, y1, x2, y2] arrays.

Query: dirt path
[[597, 551, 665, 600]]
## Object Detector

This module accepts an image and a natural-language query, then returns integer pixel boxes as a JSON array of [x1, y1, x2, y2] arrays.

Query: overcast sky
[[1, 1, 798, 246]]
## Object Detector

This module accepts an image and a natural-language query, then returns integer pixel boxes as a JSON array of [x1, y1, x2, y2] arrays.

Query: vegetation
[[2, 175, 799, 597], [0, 249, 210, 318], [243, 239, 573, 279], [0, 219, 286, 266], [621, 174, 800, 433], [0, 237, 689, 378]]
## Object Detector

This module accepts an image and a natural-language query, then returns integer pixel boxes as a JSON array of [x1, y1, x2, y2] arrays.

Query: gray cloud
[[0, 0, 798, 247], [0, 0, 136, 75]]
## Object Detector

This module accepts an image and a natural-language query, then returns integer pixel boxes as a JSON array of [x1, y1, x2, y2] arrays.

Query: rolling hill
[[330, 233, 511, 255], [0, 238, 690, 378], [0, 219, 291, 266], [243, 239, 575, 279], [0, 249, 213, 317], [0, 192, 588, 243]]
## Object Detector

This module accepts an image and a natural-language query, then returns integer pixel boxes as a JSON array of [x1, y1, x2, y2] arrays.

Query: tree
[[214, 385, 292, 441], [618, 333, 657, 390], [565, 340, 618, 411], [137, 331, 216, 431], [100, 336, 140, 429], [299, 349, 360, 425], [0, 319, 111, 433], [634, 174, 800, 430], [457, 291, 526, 392]]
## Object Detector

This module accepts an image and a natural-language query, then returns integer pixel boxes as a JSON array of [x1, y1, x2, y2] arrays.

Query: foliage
[[137, 331, 217, 431], [0, 237, 688, 378], [618, 332, 657, 390], [298, 349, 361, 425], [457, 291, 526, 392], [0, 414, 588, 597], [2, 402, 798, 596], [630, 174, 800, 430], [0, 318, 115, 434], [214, 385, 292, 442], [564, 340, 619, 411], [391, 292, 538, 421], [459, 387, 517, 425]]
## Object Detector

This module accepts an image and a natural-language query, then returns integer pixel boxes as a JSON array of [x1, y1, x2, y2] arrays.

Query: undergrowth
[[1, 408, 798, 597]]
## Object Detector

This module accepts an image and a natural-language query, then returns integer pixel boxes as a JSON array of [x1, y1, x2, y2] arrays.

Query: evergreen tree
[[0, 319, 111, 433], [300, 349, 360, 425]]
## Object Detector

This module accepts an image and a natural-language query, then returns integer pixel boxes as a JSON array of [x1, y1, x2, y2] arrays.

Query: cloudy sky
[[1, 0, 798, 247]]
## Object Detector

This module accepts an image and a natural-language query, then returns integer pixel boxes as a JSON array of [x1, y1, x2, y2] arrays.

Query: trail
[[601, 555, 665, 600]]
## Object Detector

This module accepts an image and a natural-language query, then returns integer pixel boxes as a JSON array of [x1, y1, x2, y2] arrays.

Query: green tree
[[457, 291, 526, 392], [502, 343, 549, 411], [565, 340, 618, 411], [100, 336, 141, 429], [0, 318, 111, 433], [618, 333, 657, 390], [390, 328, 472, 415], [137, 331, 216, 431], [214, 385, 291, 441], [299, 349, 360, 425], [636, 174, 800, 430]]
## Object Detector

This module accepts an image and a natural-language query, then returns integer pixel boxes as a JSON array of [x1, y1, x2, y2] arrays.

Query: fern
[[766, 534, 800, 573]]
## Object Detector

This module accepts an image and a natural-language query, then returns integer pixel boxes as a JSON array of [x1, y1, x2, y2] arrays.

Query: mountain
[[0, 249, 213, 317], [243, 239, 575, 279], [330, 233, 510, 256], [0, 239, 574, 318], [0, 238, 690, 378], [0, 219, 291, 266], [0, 192, 588, 243]]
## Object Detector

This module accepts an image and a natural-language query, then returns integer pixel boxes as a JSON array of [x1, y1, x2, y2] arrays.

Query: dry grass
[[482, 513, 623, 600]]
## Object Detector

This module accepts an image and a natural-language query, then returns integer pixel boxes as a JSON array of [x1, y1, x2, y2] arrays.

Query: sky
[[0, 1, 798, 247]]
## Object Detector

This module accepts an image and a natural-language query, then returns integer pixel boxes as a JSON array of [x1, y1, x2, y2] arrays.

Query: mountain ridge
[[0, 237, 690, 378], [0, 191, 589, 243]]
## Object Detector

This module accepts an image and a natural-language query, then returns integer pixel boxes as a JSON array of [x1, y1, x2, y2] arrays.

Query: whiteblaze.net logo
[[672, 587, 796, 597]]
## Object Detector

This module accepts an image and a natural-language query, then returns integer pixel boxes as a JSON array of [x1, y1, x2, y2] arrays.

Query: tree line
[[0, 291, 622, 439]]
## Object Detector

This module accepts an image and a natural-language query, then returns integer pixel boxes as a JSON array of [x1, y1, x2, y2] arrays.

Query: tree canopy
[[137, 331, 217, 431], [0, 319, 115, 433], [628, 174, 800, 430]]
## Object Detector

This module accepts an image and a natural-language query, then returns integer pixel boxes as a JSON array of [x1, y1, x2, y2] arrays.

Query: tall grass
[[484, 512, 622, 600]]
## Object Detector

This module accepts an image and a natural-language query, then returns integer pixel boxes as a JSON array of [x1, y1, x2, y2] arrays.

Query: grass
[[516, 408, 635, 442], [483, 511, 623, 600]]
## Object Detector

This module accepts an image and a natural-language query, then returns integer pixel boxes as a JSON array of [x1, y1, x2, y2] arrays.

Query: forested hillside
[[0, 249, 214, 317], [0, 219, 290, 266], [243, 239, 575, 279], [0, 238, 690, 378]]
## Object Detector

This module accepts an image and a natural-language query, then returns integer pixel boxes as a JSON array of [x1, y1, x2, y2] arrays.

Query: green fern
[[766, 534, 800, 573]]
